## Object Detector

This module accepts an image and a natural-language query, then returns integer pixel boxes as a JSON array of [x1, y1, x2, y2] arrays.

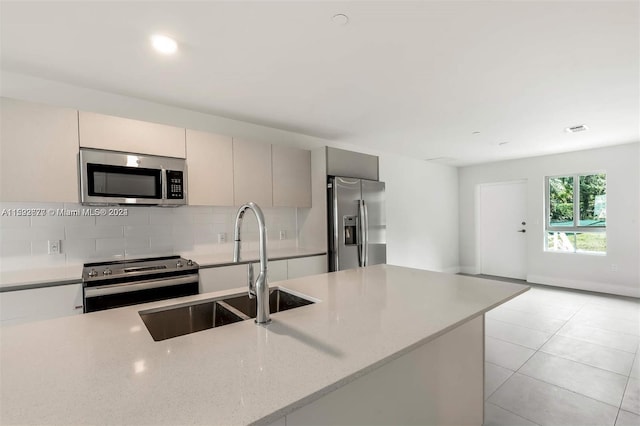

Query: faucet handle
[[248, 263, 256, 299]]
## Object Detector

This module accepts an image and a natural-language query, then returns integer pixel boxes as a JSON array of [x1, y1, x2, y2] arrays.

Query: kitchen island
[[0, 265, 527, 425]]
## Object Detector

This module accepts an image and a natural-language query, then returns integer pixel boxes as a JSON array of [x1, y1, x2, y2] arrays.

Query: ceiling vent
[[565, 124, 589, 133], [424, 156, 455, 163]]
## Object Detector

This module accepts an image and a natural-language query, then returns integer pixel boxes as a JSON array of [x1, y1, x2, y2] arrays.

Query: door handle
[[357, 200, 364, 267], [362, 201, 369, 266], [517, 229, 526, 233]]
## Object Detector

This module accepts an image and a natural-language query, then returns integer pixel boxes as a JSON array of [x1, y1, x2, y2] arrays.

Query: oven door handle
[[84, 275, 198, 298]]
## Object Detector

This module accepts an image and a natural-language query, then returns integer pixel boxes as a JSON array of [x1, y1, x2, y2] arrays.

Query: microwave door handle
[[161, 168, 167, 200]]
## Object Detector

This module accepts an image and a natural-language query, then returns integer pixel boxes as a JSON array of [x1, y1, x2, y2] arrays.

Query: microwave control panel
[[166, 170, 185, 199]]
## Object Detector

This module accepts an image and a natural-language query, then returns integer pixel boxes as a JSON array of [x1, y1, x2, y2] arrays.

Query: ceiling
[[1, 1, 638, 166]]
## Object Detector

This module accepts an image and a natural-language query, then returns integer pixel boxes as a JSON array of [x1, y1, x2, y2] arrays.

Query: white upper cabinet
[[272, 145, 312, 208], [79, 111, 186, 158], [186, 129, 234, 206], [0, 97, 79, 203], [232, 138, 273, 207]]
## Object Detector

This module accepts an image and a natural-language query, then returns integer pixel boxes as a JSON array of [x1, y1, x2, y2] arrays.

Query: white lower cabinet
[[198, 256, 326, 294], [199, 264, 247, 294], [287, 255, 327, 279], [0, 283, 83, 326], [199, 260, 288, 294], [260, 259, 288, 283]]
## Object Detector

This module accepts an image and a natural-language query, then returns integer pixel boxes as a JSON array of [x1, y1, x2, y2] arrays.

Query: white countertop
[[0, 265, 528, 425], [0, 248, 325, 290]]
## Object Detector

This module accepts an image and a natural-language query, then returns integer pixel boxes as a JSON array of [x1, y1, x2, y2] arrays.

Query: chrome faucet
[[233, 202, 270, 324]]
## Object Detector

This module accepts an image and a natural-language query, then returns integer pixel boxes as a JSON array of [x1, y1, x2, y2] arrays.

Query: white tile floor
[[479, 278, 640, 426]]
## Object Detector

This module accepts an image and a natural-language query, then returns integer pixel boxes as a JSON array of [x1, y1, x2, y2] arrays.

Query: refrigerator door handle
[[362, 200, 369, 266], [357, 200, 364, 267]]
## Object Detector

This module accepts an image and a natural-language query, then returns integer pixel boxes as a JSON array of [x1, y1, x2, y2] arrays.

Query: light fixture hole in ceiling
[[151, 34, 178, 55], [332, 13, 349, 25]]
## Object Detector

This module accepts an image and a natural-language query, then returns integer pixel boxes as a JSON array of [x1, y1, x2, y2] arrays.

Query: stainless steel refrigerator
[[328, 176, 386, 271]]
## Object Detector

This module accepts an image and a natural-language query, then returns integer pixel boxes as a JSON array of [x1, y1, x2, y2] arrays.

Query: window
[[545, 173, 606, 254]]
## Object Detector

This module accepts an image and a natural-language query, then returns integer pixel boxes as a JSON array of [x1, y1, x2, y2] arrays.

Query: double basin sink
[[139, 288, 315, 341]]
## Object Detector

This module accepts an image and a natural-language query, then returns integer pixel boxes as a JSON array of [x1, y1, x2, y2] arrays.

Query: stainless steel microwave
[[79, 148, 187, 206]]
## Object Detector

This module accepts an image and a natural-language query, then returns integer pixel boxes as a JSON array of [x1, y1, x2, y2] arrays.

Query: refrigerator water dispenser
[[343, 215, 358, 245]]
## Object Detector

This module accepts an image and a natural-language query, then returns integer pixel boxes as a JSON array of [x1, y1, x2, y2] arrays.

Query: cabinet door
[[287, 255, 327, 279], [186, 129, 234, 206], [232, 138, 272, 207], [0, 98, 79, 202], [0, 283, 83, 326], [272, 145, 311, 207], [79, 111, 186, 158], [199, 264, 247, 294], [253, 259, 288, 283], [199, 260, 289, 294]]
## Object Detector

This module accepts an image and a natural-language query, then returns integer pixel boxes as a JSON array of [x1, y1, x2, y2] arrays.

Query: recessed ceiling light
[[151, 34, 178, 55], [332, 13, 349, 25], [565, 124, 589, 133]]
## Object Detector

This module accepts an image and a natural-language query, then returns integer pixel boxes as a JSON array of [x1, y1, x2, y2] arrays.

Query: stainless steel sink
[[222, 288, 315, 319], [139, 288, 315, 341], [139, 300, 246, 341]]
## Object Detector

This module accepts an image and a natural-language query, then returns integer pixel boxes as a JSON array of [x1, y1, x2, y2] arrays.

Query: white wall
[[0, 71, 461, 274], [458, 143, 640, 297], [380, 154, 460, 273]]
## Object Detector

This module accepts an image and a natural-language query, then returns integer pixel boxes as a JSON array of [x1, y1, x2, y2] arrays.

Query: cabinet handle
[[74, 305, 84, 309]]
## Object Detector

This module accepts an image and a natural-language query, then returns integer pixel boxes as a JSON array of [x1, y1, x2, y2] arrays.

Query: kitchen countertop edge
[[0, 249, 327, 291]]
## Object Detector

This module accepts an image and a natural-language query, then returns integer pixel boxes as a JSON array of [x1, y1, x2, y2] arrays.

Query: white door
[[478, 180, 527, 280]]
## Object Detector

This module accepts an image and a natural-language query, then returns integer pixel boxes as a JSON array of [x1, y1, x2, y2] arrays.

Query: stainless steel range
[[82, 256, 199, 313]]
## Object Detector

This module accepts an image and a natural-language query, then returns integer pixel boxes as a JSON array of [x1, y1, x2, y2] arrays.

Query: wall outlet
[[279, 230, 287, 240], [217, 233, 227, 244], [48, 240, 62, 254]]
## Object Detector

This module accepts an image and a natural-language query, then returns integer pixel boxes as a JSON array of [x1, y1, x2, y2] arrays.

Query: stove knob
[[88, 268, 98, 278], [176, 261, 183, 268], [187, 259, 194, 266], [103, 267, 112, 276]]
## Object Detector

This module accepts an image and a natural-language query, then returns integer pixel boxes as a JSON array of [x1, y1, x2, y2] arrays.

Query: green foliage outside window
[[546, 173, 606, 254], [549, 176, 574, 225], [579, 174, 606, 226]]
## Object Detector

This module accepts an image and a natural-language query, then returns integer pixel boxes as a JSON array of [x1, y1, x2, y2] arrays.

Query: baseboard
[[526, 275, 640, 298], [459, 266, 479, 275]]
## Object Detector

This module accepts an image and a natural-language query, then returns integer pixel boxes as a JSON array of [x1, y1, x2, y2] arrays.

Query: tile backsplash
[[0, 202, 298, 271]]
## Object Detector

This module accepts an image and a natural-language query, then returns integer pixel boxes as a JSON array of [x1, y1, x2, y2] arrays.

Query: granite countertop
[[0, 265, 528, 425], [0, 248, 326, 291]]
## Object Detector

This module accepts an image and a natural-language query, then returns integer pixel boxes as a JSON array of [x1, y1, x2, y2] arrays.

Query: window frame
[[545, 172, 606, 254]]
